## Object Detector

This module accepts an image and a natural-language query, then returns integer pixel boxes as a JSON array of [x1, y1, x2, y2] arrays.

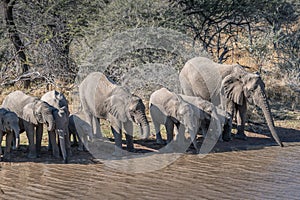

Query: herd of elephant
[[0, 57, 283, 163]]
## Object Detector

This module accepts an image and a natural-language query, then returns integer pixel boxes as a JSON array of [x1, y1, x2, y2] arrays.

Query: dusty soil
[[1, 118, 299, 165]]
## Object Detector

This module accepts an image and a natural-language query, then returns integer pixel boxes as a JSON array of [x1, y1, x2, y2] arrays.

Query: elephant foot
[[112, 146, 123, 157], [3, 153, 11, 162], [234, 132, 247, 140], [127, 147, 136, 153], [156, 139, 166, 145], [63, 157, 69, 164], [53, 153, 60, 159], [222, 134, 232, 142], [77, 146, 84, 151], [27, 152, 37, 159], [71, 142, 78, 147]]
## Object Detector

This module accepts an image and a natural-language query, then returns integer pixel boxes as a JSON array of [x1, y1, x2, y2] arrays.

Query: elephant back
[[79, 72, 117, 117], [2, 90, 37, 117], [180, 57, 229, 106]]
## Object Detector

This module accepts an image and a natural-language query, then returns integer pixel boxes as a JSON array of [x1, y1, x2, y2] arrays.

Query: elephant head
[[23, 100, 55, 131], [128, 95, 150, 139], [0, 110, 20, 148], [104, 89, 150, 139], [221, 66, 283, 146], [166, 96, 197, 135]]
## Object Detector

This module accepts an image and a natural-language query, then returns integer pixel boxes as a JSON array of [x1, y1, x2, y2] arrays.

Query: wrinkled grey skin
[[2, 90, 55, 158], [179, 94, 232, 141], [41, 90, 71, 163], [179, 57, 283, 146], [0, 108, 20, 161], [68, 112, 90, 152], [79, 72, 150, 152], [149, 88, 204, 151]]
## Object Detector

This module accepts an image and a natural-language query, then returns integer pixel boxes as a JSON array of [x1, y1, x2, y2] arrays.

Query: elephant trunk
[[136, 111, 150, 139], [57, 129, 68, 163], [257, 94, 283, 147], [45, 114, 55, 132]]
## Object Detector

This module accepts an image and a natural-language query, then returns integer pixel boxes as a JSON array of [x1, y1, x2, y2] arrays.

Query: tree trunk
[[3, 0, 30, 88]]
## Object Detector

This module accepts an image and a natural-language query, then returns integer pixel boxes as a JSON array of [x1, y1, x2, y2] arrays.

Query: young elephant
[[2, 90, 55, 158], [179, 94, 232, 141], [41, 90, 71, 163], [149, 88, 211, 151], [79, 72, 150, 153], [68, 112, 91, 152], [0, 108, 20, 161]]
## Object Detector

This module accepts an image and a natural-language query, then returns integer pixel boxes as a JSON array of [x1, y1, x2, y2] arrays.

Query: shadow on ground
[[1, 120, 300, 164]]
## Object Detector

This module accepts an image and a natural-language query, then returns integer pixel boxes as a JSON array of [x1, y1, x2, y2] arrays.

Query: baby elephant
[[149, 88, 210, 152], [179, 95, 232, 141], [68, 112, 91, 152], [0, 108, 20, 161]]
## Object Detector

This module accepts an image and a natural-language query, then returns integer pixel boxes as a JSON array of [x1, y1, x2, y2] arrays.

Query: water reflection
[[1, 146, 300, 199]]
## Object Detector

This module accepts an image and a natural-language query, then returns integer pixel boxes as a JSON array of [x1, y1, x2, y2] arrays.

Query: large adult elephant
[[79, 72, 150, 152], [2, 90, 55, 158], [179, 57, 283, 147], [41, 90, 71, 163], [0, 108, 20, 160]]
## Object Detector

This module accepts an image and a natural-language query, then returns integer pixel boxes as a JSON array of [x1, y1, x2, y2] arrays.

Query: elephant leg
[[123, 121, 134, 152], [154, 123, 164, 145], [0, 132, 3, 157], [150, 105, 165, 144], [165, 117, 174, 144], [36, 124, 43, 158], [93, 117, 102, 139], [189, 129, 198, 151], [65, 129, 72, 157], [84, 112, 95, 140], [4, 132, 13, 161], [25, 123, 36, 159], [222, 118, 232, 142], [174, 124, 186, 146], [47, 131, 52, 151], [235, 103, 247, 140], [154, 121, 164, 145], [111, 120, 123, 156], [49, 130, 59, 158]]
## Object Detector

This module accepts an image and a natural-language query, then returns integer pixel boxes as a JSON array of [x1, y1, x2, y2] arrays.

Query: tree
[[2, 0, 30, 88]]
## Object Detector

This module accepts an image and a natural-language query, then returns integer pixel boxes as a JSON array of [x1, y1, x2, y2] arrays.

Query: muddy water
[[1, 146, 300, 200]]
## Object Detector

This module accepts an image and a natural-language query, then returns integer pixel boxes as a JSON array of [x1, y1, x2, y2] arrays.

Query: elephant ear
[[165, 95, 182, 117], [128, 95, 145, 113], [104, 95, 127, 122], [221, 69, 245, 105], [23, 103, 38, 125]]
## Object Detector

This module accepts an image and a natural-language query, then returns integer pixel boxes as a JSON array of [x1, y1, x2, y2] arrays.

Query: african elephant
[[79, 72, 150, 153], [149, 88, 212, 151], [2, 90, 55, 158], [0, 108, 20, 160], [179, 56, 283, 146], [41, 90, 71, 163], [68, 112, 90, 151], [179, 94, 232, 141]]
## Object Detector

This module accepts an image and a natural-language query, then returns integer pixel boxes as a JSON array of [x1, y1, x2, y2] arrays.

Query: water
[[1, 145, 300, 199]]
